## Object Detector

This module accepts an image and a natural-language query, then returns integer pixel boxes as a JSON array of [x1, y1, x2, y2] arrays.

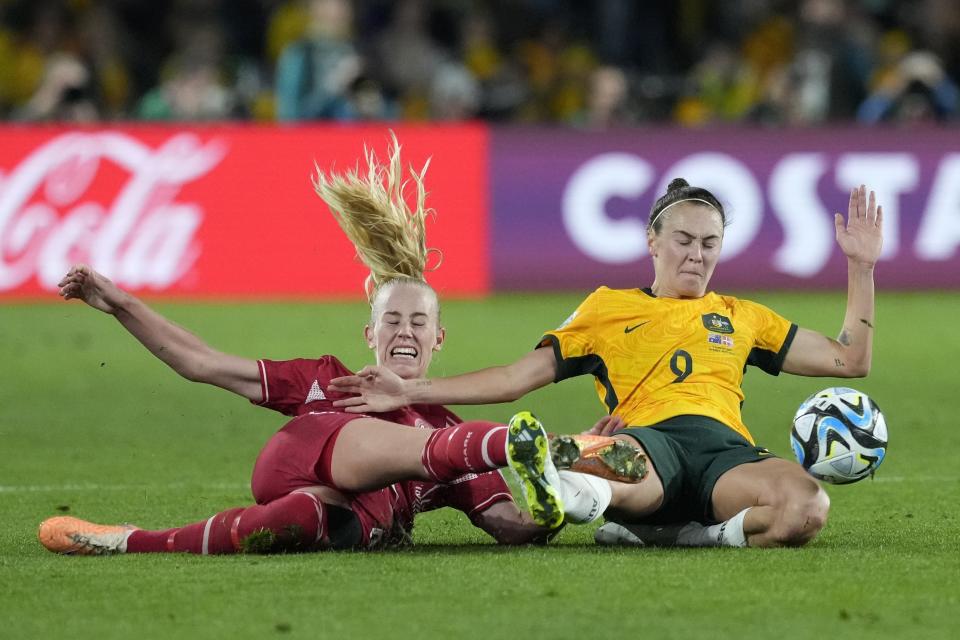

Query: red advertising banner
[[0, 125, 488, 299]]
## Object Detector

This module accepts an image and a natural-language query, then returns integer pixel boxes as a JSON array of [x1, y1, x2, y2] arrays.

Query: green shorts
[[619, 416, 777, 524]]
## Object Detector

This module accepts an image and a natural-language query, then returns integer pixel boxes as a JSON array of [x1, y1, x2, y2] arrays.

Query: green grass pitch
[[2, 291, 958, 639]]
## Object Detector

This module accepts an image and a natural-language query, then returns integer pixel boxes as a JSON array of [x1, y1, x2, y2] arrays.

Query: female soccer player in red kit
[[38, 138, 643, 555]]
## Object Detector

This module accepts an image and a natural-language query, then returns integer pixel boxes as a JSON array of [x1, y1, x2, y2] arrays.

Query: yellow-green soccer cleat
[[38, 516, 137, 555], [549, 433, 648, 483], [507, 411, 564, 529]]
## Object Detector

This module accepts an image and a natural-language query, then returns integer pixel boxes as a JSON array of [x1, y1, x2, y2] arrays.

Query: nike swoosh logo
[[624, 321, 649, 333]]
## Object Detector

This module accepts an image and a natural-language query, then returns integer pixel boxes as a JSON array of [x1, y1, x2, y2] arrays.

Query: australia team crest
[[702, 313, 734, 334]]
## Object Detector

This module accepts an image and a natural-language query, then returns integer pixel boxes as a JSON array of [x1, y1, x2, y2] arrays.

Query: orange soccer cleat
[[38, 516, 138, 555], [549, 433, 647, 483]]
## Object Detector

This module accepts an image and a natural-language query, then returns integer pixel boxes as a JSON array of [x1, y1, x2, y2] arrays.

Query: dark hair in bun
[[649, 178, 725, 232]]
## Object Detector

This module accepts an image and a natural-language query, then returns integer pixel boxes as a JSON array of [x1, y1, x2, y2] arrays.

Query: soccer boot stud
[[550, 433, 647, 483]]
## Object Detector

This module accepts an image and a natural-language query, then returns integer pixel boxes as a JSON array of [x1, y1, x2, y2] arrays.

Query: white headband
[[649, 197, 719, 229]]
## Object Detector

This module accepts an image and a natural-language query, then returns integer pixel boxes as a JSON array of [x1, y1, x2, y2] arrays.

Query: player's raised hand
[[584, 414, 626, 436], [836, 185, 883, 268], [330, 365, 410, 413], [57, 265, 125, 314]]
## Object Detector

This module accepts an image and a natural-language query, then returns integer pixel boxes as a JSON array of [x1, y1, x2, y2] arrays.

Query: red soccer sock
[[420, 420, 508, 482], [126, 491, 328, 554]]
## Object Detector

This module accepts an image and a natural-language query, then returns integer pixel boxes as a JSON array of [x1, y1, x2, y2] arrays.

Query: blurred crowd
[[0, 0, 958, 127]]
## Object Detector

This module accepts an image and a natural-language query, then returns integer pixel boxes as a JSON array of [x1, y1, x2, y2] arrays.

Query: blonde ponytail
[[313, 133, 441, 300]]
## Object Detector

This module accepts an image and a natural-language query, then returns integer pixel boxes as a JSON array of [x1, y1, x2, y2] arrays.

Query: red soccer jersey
[[251, 356, 513, 546]]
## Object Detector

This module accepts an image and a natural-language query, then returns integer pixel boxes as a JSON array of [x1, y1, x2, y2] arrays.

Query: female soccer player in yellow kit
[[330, 179, 884, 548]]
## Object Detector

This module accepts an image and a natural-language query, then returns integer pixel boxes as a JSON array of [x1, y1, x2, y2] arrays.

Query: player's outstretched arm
[[472, 501, 556, 545], [783, 185, 882, 378], [329, 347, 557, 412], [58, 264, 262, 401]]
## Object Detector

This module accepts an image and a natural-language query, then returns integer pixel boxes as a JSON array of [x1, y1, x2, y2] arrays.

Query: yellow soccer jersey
[[539, 287, 797, 443]]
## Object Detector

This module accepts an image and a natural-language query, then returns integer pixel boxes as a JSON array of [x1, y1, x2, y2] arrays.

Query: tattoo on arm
[[414, 380, 431, 388], [860, 318, 874, 329], [837, 329, 851, 347], [834, 358, 845, 368]]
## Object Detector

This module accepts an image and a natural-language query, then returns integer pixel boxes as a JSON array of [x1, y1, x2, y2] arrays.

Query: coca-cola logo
[[0, 131, 226, 291]]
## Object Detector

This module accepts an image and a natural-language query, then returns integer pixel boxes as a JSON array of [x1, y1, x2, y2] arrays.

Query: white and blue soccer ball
[[790, 387, 888, 484]]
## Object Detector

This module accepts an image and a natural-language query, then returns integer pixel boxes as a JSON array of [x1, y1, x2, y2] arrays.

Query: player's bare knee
[[771, 485, 829, 546]]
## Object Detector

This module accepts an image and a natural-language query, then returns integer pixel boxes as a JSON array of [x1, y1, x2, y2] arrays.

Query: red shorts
[[250, 411, 356, 503], [250, 411, 408, 548]]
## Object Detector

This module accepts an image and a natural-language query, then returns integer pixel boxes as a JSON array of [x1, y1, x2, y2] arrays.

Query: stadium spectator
[[14, 52, 100, 122], [516, 21, 599, 123], [575, 65, 634, 128], [0, 2, 64, 116], [6, 3, 96, 122], [274, 0, 363, 121], [75, 3, 131, 118], [372, 0, 444, 119], [37, 137, 642, 556], [344, 72, 399, 120], [136, 56, 233, 121], [329, 180, 884, 549], [857, 50, 959, 124], [134, 14, 236, 121], [785, 0, 872, 123], [458, 8, 528, 120], [427, 60, 481, 120], [674, 41, 758, 126]]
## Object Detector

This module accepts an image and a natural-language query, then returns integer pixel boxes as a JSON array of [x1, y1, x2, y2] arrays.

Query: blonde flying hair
[[312, 133, 442, 302]]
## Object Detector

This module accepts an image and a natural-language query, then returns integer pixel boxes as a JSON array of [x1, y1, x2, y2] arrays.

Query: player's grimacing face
[[365, 283, 444, 379], [648, 204, 724, 298]]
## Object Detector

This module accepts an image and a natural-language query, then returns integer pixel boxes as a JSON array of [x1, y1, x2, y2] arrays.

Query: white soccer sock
[[558, 471, 612, 524], [681, 507, 750, 547]]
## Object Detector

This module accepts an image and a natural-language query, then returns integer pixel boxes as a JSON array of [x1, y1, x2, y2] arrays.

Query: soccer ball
[[790, 387, 887, 484]]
